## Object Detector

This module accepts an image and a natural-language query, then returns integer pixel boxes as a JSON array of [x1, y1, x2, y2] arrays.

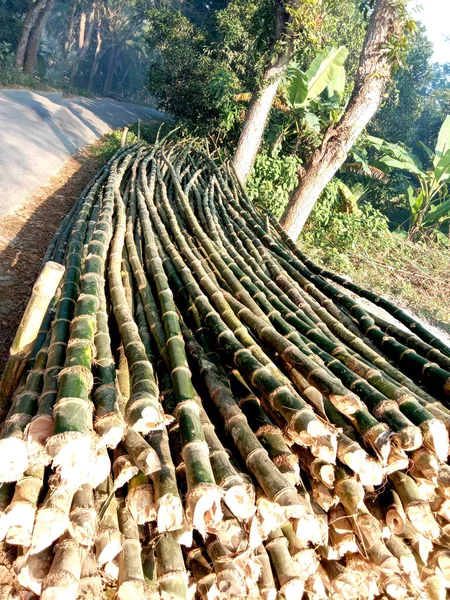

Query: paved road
[[0, 89, 164, 216]]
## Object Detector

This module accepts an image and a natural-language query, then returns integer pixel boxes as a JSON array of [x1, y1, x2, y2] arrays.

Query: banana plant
[[374, 115, 450, 242], [275, 46, 348, 145], [286, 46, 348, 109]]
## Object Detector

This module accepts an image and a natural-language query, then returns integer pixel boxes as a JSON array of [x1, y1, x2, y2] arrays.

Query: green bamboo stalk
[[116, 497, 145, 599], [145, 165, 336, 463], [136, 158, 222, 536], [0, 330, 51, 482], [107, 154, 163, 435]]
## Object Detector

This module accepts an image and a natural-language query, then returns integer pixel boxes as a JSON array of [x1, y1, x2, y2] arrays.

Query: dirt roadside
[[0, 143, 108, 373]]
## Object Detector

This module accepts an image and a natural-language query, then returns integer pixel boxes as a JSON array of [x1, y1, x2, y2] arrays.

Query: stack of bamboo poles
[[1, 138, 450, 600]]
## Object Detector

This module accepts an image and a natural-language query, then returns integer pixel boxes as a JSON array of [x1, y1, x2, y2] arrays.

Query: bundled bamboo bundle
[[0, 136, 450, 600]]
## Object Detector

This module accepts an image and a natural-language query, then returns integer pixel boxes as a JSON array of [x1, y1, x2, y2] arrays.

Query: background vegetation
[[1, 0, 449, 332]]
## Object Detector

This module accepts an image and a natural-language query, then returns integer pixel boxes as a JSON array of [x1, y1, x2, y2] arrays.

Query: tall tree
[[279, 0, 406, 240], [23, 0, 56, 75], [231, 0, 301, 183], [70, 0, 96, 80], [14, 0, 48, 70]]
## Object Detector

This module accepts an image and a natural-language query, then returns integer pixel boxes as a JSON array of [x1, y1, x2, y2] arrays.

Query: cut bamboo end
[[223, 482, 256, 520], [351, 456, 383, 487], [95, 526, 122, 565], [113, 455, 139, 491], [362, 423, 391, 466], [26, 415, 54, 466], [126, 484, 156, 525], [170, 519, 194, 547], [30, 506, 71, 555], [116, 579, 145, 600], [294, 417, 337, 464], [421, 418, 450, 461], [0, 437, 29, 482], [280, 578, 305, 600], [328, 392, 363, 416], [95, 412, 125, 450], [125, 395, 165, 434], [186, 483, 223, 536], [69, 507, 97, 547], [104, 558, 120, 581], [385, 506, 406, 536], [15, 547, 53, 596], [46, 432, 94, 486], [156, 493, 183, 532], [216, 518, 248, 554], [394, 424, 423, 452], [5, 500, 37, 546]]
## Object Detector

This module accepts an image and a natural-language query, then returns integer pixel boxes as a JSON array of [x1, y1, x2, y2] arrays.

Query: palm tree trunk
[[15, 0, 48, 70], [231, 0, 295, 184], [23, 0, 56, 75], [279, 0, 403, 240]]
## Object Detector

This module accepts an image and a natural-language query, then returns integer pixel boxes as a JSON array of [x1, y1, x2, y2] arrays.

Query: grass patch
[[301, 232, 450, 335]]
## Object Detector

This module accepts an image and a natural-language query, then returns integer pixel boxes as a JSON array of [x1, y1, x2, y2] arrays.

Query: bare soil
[[0, 146, 105, 373]]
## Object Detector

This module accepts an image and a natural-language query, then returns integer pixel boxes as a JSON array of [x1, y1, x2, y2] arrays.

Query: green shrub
[[246, 151, 300, 217]]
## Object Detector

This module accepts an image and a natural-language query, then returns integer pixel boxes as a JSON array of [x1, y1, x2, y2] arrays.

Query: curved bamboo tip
[[186, 483, 223, 536], [0, 437, 29, 482]]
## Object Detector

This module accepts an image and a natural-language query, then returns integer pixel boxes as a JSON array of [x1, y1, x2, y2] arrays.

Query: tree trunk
[[70, 1, 96, 81], [88, 25, 102, 90], [231, 0, 295, 184], [23, 0, 56, 75], [78, 9, 87, 49], [279, 0, 403, 240], [103, 45, 117, 92], [15, 0, 48, 70], [64, 0, 79, 57]]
